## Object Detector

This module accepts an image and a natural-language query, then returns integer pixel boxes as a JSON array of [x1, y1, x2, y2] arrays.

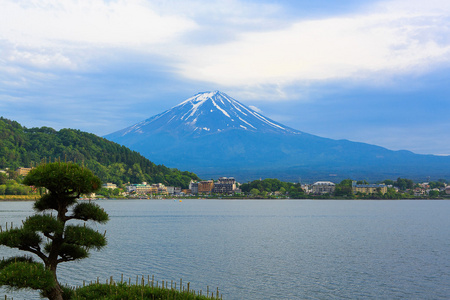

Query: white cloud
[[175, 0, 450, 86], [6, 48, 76, 70], [1, 0, 450, 93], [1, 0, 196, 46], [0, 0, 196, 68]]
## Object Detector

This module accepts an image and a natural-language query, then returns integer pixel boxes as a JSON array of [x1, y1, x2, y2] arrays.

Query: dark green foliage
[[429, 181, 445, 189], [0, 228, 42, 249], [34, 194, 63, 211], [334, 179, 354, 197], [0, 117, 200, 188], [0, 172, 7, 185], [0, 181, 32, 195], [23, 215, 64, 236], [0, 258, 55, 291], [56, 243, 89, 261], [64, 225, 106, 250], [428, 190, 440, 198], [96, 187, 122, 198], [73, 282, 216, 300], [0, 162, 109, 300], [23, 162, 102, 201], [72, 202, 109, 223], [60, 285, 76, 300], [0, 256, 35, 269], [240, 178, 304, 197], [394, 177, 414, 190], [381, 179, 395, 186]]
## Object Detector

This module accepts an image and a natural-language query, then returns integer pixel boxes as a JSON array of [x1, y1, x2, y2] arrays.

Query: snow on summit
[[116, 91, 301, 136]]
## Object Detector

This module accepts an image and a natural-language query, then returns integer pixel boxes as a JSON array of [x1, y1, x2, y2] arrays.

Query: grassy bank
[[3, 276, 222, 300], [0, 195, 38, 201], [72, 283, 220, 300], [69, 276, 222, 300]]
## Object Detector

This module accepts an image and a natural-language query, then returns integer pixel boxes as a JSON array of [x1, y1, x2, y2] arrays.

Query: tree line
[[240, 177, 448, 199], [240, 178, 304, 198], [0, 117, 199, 188]]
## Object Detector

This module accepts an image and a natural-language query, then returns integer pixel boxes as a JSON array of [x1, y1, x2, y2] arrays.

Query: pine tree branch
[[18, 245, 48, 263]]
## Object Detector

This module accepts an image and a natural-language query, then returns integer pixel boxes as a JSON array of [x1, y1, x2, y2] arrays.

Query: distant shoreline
[[0, 196, 38, 201], [1, 197, 448, 202]]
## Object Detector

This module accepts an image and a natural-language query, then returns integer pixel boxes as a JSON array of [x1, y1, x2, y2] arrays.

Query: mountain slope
[[105, 91, 450, 182], [0, 117, 199, 188], [109, 91, 300, 138]]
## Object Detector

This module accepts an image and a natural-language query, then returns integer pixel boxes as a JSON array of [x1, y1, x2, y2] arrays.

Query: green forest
[[0, 117, 199, 188]]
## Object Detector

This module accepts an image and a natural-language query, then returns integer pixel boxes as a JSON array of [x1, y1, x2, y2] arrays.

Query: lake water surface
[[1, 199, 450, 299]]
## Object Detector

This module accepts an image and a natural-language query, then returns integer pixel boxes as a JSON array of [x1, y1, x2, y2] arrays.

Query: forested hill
[[0, 117, 200, 188]]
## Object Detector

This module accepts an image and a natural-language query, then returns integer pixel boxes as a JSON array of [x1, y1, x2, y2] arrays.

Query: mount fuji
[[105, 91, 450, 182]]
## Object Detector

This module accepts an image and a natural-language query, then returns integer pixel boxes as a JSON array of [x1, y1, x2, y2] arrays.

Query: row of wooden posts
[[3, 274, 222, 300], [86, 274, 223, 299]]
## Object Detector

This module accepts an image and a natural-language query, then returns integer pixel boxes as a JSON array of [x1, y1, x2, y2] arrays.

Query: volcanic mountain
[[105, 91, 450, 181]]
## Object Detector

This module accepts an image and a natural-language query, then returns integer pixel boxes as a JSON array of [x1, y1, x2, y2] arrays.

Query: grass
[[3, 275, 222, 300], [69, 275, 222, 300]]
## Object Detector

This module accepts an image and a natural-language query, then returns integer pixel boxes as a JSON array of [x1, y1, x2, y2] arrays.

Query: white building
[[189, 181, 198, 194], [166, 186, 175, 194], [311, 181, 336, 195], [102, 183, 117, 189]]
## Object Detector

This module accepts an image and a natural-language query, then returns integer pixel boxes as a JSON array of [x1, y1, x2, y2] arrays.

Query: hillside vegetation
[[0, 117, 199, 188]]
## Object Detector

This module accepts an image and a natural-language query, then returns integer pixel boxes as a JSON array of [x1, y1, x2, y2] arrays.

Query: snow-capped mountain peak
[[118, 91, 301, 137], [105, 91, 450, 182]]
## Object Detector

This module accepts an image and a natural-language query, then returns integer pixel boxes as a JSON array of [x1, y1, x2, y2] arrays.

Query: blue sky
[[1, 0, 450, 155]]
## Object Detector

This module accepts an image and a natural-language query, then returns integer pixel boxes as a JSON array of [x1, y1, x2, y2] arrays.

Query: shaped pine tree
[[0, 162, 109, 300]]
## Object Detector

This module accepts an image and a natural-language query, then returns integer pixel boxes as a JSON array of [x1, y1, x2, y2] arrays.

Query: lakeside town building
[[102, 183, 117, 189], [70, 172, 449, 198], [198, 180, 214, 194], [311, 181, 336, 195], [352, 182, 388, 194], [188, 177, 239, 195], [213, 177, 237, 194], [166, 186, 182, 195], [126, 182, 168, 195], [189, 181, 198, 194], [16, 167, 33, 176]]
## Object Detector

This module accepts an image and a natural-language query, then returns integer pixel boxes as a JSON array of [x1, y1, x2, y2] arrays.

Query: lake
[[1, 199, 450, 299]]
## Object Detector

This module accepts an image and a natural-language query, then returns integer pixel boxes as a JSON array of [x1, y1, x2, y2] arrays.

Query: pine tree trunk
[[45, 259, 63, 300], [44, 206, 65, 300], [46, 285, 64, 300]]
